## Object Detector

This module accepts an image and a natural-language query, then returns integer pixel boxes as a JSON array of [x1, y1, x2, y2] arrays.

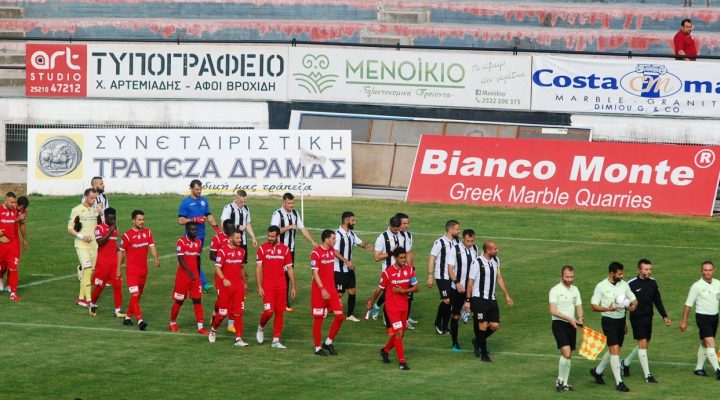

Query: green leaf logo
[[293, 54, 338, 94]]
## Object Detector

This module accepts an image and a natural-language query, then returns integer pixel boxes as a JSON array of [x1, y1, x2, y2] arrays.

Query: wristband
[[76, 233, 84, 240], [465, 298, 471, 303]]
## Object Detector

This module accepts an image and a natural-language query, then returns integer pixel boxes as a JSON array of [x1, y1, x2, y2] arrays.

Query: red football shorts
[[93, 261, 121, 287], [172, 270, 203, 301], [126, 271, 148, 295], [262, 287, 287, 313], [0, 243, 19, 272], [385, 307, 409, 332], [216, 283, 246, 316], [310, 288, 343, 317]]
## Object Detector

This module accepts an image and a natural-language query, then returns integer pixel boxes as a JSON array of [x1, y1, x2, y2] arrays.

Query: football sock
[[559, 356, 571, 384], [610, 354, 622, 385], [450, 318, 459, 346], [273, 311, 284, 338], [197, 322, 204, 330], [193, 302, 204, 324], [260, 310, 273, 327], [79, 268, 92, 300], [624, 346, 638, 366], [473, 316, 481, 343], [596, 351, 610, 374], [211, 314, 224, 330], [696, 345, 707, 370], [347, 294, 356, 316], [705, 347, 720, 370], [128, 295, 142, 320], [312, 317, 323, 347], [486, 328, 495, 338], [435, 303, 444, 328], [395, 337, 406, 363], [170, 301, 181, 322], [90, 282, 106, 304], [328, 313, 344, 340], [442, 303, 452, 331], [325, 338, 333, 346], [478, 329, 488, 353], [233, 314, 243, 338], [112, 282, 123, 309], [285, 272, 291, 306], [638, 349, 650, 377], [384, 335, 395, 352]]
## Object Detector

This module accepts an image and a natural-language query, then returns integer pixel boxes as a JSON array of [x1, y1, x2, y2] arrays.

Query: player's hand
[[311, 241, 318, 248], [223, 278, 231, 288], [109, 224, 117, 232], [22, 239, 28, 250], [366, 298, 374, 310], [288, 224, 297, 230], [321, 288, 330, 300], [463, 301, 471, 313], [663, 317, 672, 327], [154, 258, 160, 268], [392, 286, 404, 294], [251, 238, 258, 247], [577, 316, 585, 328], [505, 295, 514, 306], [258, 287, 265, 297], [363, 243, 373, 251], [627, 303, 637, 312], [456, 283, 465, 294], [346, 260, 355, 270], [426, 276, 434, 288], [291, 286, 297, 299], [679, 320, 688, 332], [82, 236, 93, 243]]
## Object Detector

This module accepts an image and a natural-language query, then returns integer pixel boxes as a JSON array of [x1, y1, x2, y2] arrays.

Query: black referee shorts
[[450, 287, 465, 313], [629, 315, 653, 341], [436, 279, 453, 300], [696, 313, 719, 340], [552, 320, 577, 350], [334, 270, 356, 293], [471, 298, 500, 323], [601, 316, 627, 347]]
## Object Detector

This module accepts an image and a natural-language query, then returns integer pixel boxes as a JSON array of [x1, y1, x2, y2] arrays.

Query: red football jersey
[[94, 223, 118, 268], [209, 232, 228, 253], [176, 235, 201, 276], [257, 241, 292, 290], [310, 245, 336, 293], [119, 228, 155, 273], [0, 205, 18, 242], [214, 245, 245, 284], [379, 264, 417, 311]]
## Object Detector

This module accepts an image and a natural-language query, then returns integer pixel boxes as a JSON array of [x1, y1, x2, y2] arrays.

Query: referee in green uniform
[[549, 265, 584, 392], [680, 261, 720, 379]]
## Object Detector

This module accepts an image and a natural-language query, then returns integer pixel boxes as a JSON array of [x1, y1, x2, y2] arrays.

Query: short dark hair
[[268, 225, 281, 235], [222, 219, 234, 229], [395, 212, 409, 220], [189, 179, 202, 189], [83, 188, 97, 197], [236, 189, 247, 197], [608, 261, 624, 274], [561, 265, 575, 275], [445, 219, 459, 231], [341, 211, 354, 221], [131, 209, 144, 220], [389, 216, 401, 228], [104, 207, 116, 218], [229, 228, 242, 236], [462, 229, 475, 238], [681, 18, 692, 26], [283, 192, 294, 201], [17, 196, 29, 207], [392, 246, 407, 259], [186, 221, 198, 230], [91, 176, 103, 185], [321, 229, 335, 242], [702, 261, 715, 269], [637, 258, 652, 268], [5, 192, 16, 199]]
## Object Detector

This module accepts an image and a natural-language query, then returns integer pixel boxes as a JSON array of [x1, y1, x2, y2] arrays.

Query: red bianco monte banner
[[406, 136, 720, 216]]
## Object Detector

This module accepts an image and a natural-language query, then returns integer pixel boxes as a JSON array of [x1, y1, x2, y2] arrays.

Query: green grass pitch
[[2, 194, 719, 399]]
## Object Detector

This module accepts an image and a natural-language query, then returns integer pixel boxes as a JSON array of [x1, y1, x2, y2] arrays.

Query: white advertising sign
[[28, 129, 352, 196], [288, 46, 531, 110], [531, 56, 720, 117], [89, 43, 288, 99]]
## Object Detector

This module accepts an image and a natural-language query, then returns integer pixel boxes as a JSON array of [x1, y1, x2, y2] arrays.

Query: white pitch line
[[305, 227, 720, 252], [0, 320, 696, 367]]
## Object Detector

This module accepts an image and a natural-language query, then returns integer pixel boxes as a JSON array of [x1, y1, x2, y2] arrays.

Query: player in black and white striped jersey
[[270, 192, 317, 311], [395, 213, 418, 327], [464, 240, 514, 362], [427, 220, 460, 336], [220, 189, 258, 264], [368, 216, 405, 320], [449, 229, 478, 352], [333, 211, 372, 322]]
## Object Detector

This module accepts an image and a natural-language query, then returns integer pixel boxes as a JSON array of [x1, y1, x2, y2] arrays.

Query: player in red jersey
[[310, 229, 345, 356], [367, 247, 418, 371], [0, 192, 19, 301], [209, 229, 250, 346], [89, 207, 125, 318], [255, 225, 295, 349], [209, 219, 235, 332], [169, 221, 208, 335], [117, 210, 160, 331]]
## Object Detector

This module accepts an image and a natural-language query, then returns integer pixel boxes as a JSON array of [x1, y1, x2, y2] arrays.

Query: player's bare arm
[[426, 255, 436, 288], [334, 250, 353, 269], [679, 305, 691, 332], [288, 264, 297, 299], [497, 269, 513, 305], [177, 255, 196, 281], [150, 245, 160, 268], [312, 268, 330, 300]]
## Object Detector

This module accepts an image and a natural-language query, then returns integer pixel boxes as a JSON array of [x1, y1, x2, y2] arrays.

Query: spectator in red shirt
[[674, 19, 697, 61]]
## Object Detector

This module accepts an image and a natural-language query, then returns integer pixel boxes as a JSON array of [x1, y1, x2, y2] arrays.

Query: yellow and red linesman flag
[[579, 326, 607, 361]]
